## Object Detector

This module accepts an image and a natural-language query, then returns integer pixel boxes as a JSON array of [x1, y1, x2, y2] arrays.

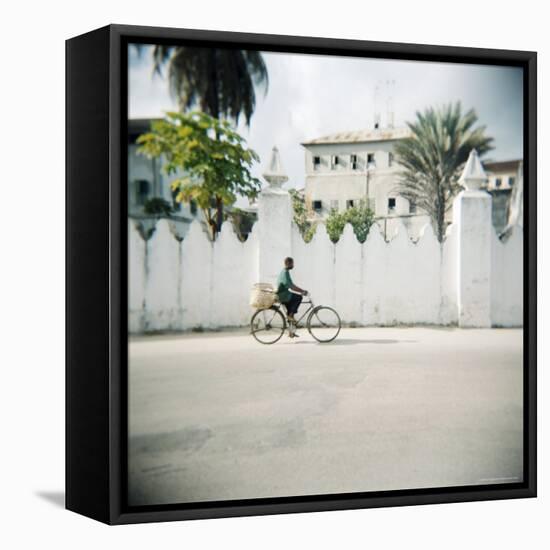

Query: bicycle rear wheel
[[307, 306, 341, 343], [250, 307, 286, 344]]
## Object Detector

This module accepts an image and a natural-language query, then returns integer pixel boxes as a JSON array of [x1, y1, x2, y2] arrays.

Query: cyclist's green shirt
[[277, 269, 293, 303]]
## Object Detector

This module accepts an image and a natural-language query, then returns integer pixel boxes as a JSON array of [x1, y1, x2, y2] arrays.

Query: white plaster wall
[[257, 189, 292, 283], [334, 224, 363, 324], [491, 226, 523, 326], [306, 224, 335, 308], [440, 223, 458, 325], [454, 191, 493, 327], [128, 192, 523, 333], [180, 220, 213, 330], [362, 223, 388, 325], [211, 222, 257, 327], [366, 220, 440, 325], [407, 223, 442, 323], [128, 220, 146, 333], [144, 220, 182, 331]]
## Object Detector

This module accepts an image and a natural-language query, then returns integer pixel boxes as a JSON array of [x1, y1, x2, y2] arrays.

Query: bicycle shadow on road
[[290, 338, 418, 345]]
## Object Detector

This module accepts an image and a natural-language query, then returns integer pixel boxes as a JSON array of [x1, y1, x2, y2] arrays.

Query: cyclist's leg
[[287, 294, 302, 337], [287, 293, 302, 318]]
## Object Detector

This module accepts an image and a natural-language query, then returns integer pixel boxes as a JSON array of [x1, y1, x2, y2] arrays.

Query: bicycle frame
[[276, 296, 315, 328]]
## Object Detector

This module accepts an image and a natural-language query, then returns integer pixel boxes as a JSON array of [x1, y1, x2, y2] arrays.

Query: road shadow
[[291, 338, 417, 345], [35, 491, 65, 508]]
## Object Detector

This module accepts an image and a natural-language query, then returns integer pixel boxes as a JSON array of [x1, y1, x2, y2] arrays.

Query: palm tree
[[153, 46, 268, 125], [149, 45, 269, 230], [394, 102, 494, 242]]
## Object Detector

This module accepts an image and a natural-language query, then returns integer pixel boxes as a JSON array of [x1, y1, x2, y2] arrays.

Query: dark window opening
[[509, 176, 515, 187], [312, 200, 323, 212], [346, 200, 354, 209], [367, 153, 376, 167], [331, 155, 339, 169], [350, 154, 358, 170], [135, 179, 150, 206], [388, 197, 396, 214], [313, 156, 321, 168], [495, 177, 502, 188]]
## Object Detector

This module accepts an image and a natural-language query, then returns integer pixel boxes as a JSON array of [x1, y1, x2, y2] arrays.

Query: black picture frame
[[66, 24, 537, 525]]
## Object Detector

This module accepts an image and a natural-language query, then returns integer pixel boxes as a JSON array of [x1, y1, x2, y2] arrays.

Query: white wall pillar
[[257, 187, 292, 284], [454, 189, 493, 327], [257, 146, 293, 284]]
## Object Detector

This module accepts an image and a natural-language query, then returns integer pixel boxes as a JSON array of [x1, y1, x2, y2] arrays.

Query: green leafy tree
[[143, 197, 173, 217], [289, 189, 316, 242], [394, 102, 494, 242], [137, 111, 261, 240], [325, 201, 376, 243], [135, 44, 269, 229]]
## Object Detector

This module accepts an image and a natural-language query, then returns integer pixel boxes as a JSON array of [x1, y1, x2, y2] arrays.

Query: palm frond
[[394, 102, 494, 241]]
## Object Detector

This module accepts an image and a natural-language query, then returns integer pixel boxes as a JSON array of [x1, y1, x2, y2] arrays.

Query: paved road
[[128, 327, 523, 506]]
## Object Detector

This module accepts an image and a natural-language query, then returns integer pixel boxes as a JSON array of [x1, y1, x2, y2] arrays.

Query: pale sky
[[128, 45, 523, 192]]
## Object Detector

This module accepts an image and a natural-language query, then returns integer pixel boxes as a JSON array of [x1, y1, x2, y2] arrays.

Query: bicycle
[[250, 294, 341, 345]]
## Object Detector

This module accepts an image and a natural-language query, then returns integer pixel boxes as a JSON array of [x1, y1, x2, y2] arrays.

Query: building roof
[[301, 126, 411, 146], [483, 159, 522, 174]]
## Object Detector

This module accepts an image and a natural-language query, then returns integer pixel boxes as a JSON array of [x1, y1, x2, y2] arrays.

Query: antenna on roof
[[386, 79, 395, 129], [374, 82, 381, 130]]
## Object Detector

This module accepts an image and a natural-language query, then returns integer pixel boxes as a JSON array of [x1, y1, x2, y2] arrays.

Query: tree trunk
[[202, 209, 217, 241], [436, 188, 445, 243], [215, 196, 224, 233]]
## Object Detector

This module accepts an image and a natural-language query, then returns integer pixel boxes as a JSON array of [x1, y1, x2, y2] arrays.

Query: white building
[[484, 159, 521, 191], [301, 126, 522, 240], [301, 126, 431, 240], [128, 119, 201, 238], [484, 159, 522, 234]]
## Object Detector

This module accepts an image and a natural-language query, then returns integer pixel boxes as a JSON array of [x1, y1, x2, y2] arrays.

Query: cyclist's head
[[284, 257, 294, 269]]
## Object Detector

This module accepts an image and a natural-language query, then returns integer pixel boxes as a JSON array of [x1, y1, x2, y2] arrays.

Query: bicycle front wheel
[[307, 306, 341, 343], [250, 307, 286, 345]]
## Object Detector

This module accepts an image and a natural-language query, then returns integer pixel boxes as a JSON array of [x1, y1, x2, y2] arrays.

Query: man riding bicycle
[[276, 257, 308, 338]]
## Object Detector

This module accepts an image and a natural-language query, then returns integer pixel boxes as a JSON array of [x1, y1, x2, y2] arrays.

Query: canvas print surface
[[126, 42, 524, 507]]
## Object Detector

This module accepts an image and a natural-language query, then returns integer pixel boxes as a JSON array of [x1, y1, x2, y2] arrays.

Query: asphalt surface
[[128, 327, 523, 506]]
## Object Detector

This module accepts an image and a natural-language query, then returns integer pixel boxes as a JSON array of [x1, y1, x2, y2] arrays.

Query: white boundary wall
[[129, 188, 523, 333]]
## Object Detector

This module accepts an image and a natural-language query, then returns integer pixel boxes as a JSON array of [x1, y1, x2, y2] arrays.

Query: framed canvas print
[[66, 24, 537, 524]]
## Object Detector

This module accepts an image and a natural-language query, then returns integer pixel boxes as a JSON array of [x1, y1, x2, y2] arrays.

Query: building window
[[135, 179, 151, 206], [388, 197, 396, 214], [350, 154, 358, 170], [346, 199, 354, 209], [495, 177, 502, 188], [409, 199, 417, 214], [388, 152, 394, 167], [330, 155, 339, 169], [367, 153, 376, 168], [312, 200, 323, 212], [509, 176, 516, 187], [313, 156, 321, 169], [330, 200, 339, 211]]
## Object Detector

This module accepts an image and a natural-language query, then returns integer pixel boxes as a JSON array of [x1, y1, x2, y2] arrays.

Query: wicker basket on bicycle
[[249, 283, 278, 309]]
